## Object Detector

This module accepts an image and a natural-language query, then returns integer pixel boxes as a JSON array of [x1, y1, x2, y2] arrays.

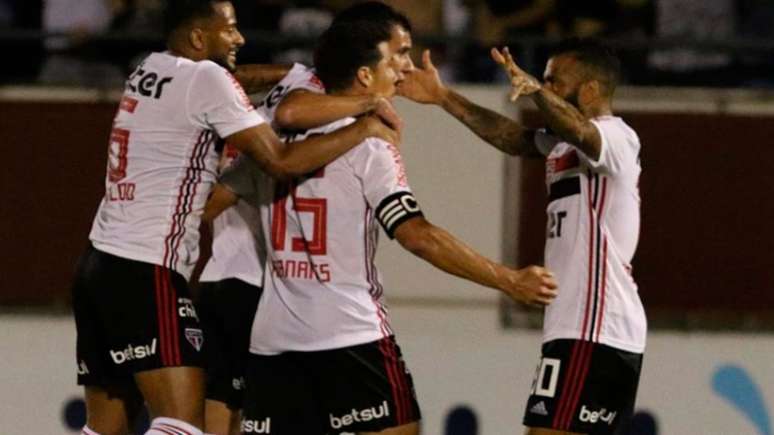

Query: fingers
[[509, 265, 558, 307], [490, 47, 506, 65], [422, 49, 435, 71], [375, 98, 403, 131]]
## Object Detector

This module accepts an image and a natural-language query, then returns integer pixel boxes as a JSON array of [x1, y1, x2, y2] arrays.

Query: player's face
[[543, 54, 585, 108], [203, 2, 244, 71], [387, 25, 414, 76], [366, 41, 401, 97]]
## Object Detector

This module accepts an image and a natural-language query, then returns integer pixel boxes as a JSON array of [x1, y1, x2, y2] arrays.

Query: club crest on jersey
[[185, 328, 204, 351]]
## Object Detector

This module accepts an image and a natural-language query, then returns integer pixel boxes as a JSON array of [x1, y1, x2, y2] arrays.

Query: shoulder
[[593, 116, 640, 148], [193, 60, 231, 80], [283, 63, 325, 93]]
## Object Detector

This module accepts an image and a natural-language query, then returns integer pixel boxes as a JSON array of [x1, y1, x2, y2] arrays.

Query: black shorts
[[242, 336, 421, 434], [522, 339, 643, 435], [197, 278, 262, 408], [72, 245, 204, 386]]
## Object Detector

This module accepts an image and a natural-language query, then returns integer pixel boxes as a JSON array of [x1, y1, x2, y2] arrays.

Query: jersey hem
[[542, 331, 645, 354], [199, 271, 263, 287], [89, 240, 193, 280], [249, 330, 386, 355]]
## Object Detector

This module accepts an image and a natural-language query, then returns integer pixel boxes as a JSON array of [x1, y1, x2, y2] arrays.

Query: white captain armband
[[376, 191, 423, 238]]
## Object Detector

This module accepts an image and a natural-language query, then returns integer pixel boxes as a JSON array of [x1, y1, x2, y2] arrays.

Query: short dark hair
[[551, 38, 621, 96], [313, 20, 394, 92], [163, 0, 228, 37], [331, 1, 412, 33]]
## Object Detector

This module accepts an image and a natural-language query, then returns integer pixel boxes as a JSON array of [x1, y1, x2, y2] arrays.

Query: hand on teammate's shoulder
[[358, 115, 401, 146]]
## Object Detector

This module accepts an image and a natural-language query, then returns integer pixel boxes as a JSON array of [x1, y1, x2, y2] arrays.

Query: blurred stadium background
[[1, 1, 773, 434]]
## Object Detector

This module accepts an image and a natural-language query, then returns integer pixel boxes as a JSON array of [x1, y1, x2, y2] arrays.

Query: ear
[[189, 28, 206, 51], [355, 66, 373, 88], [580, 80, 600, 101]]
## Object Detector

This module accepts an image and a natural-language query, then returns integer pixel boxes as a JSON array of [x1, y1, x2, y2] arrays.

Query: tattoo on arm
[[532, 89, 601, 159], [442, 89, 539, 156]]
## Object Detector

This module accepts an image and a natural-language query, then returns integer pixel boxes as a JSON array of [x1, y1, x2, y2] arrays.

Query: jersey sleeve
[[580, 119, 640, 175], [534, 129, 561, 156], [349, 138, 424, 239], [188, 62, 267, 138]]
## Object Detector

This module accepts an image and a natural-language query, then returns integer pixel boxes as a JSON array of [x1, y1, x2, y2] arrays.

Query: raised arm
[[531, 88, 602, 160], [398, 49, 540, 157], [492, 47, 602, 160], [275, 89, 401, 132], [226, 115, 399, 180], [233, 64, 292, 94], [394, 217, 557, 306]]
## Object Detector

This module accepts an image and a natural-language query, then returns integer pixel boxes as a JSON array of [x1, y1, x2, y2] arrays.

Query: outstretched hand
[[491, 47, 542, 102], [397, 49, 447, 105]]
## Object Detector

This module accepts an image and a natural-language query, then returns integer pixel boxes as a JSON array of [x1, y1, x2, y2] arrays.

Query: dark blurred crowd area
[[2, 0, 774, 88]]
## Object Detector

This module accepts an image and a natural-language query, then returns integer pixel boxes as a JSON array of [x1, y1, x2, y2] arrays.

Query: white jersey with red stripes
[[89, 51, 265, 280], [536, 115, 647, 354], [220, 118, 423, 355], [199, 63, 323, 286]]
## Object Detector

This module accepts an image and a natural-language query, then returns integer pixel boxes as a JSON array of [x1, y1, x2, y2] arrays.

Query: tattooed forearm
[[532, 88, 601, 158], [440, 88, 537, 156]]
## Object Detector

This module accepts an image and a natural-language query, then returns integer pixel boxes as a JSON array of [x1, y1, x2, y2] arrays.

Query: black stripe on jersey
[[548, 176, 580, 202], [375, 191, 423, 239]]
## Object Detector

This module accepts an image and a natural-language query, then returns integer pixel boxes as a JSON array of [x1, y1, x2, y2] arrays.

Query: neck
[[334, 85, 367, 98], [581, 102, 613, 119]]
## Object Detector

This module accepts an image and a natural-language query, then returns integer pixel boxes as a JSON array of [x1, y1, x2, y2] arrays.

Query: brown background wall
[[1, 102, 772, 317], [0, 101, 114, 305]]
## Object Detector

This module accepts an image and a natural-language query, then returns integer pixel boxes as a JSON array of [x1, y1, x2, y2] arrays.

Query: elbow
[[274, 104, 299, 130], [396, 219, 437, 258], [400, 235, 431, 257], [263, 163, 294, 181]]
